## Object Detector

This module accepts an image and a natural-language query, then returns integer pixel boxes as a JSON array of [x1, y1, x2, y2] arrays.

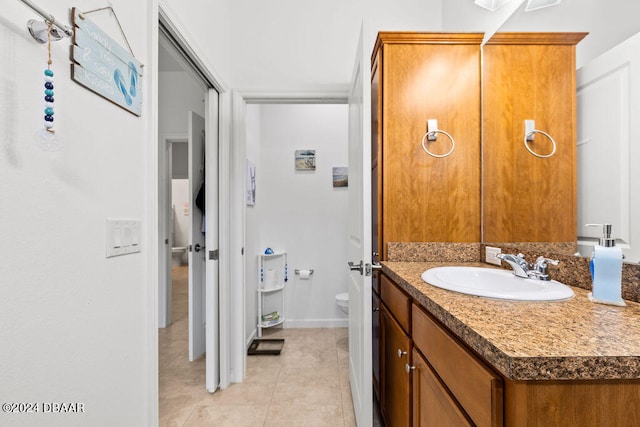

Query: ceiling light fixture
[[523, 0, 560, 12], [474, 0, 561, 12]]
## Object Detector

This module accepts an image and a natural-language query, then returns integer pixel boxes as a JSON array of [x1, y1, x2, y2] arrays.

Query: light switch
[[106, 218, 142, 258]]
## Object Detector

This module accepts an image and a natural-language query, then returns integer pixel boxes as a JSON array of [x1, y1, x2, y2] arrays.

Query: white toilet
[[336, 292, 349, 315], [172, 247, 187, 267]]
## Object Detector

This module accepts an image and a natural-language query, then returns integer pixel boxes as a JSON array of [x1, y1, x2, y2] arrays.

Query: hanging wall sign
[[70, 7, 143, 116]]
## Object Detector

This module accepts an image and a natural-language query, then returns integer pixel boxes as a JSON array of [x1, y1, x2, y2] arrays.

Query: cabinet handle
[[373, 307, 380, 312], [405, 364, 415, 374], [397, 349, 407, 358]]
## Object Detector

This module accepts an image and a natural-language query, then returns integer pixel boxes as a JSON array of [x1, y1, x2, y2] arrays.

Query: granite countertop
[[382, 261, 640, 381]]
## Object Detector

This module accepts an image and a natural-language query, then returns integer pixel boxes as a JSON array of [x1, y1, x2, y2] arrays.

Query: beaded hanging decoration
[[37, 20, 62, 151], [44, 22, 55, 133]]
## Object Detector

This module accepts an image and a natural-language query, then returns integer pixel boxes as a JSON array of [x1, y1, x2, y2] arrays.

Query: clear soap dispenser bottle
[[585, 224, 626, 306]]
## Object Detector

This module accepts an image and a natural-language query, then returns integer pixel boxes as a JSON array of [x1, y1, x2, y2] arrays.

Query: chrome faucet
[[496, 253, 559, 281]]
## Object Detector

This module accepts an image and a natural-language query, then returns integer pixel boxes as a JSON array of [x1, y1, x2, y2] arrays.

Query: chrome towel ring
[[524, 120, 557, 158], [421, 119, 455, 158]]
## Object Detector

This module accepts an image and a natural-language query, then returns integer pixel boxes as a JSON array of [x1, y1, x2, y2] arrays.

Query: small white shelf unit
[[257, 251, 288, 337]]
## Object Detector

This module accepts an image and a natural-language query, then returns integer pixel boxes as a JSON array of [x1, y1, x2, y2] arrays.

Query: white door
[[347, 28, 373, 427], [189, 111, 206, 361], [205, 89, 220, 392], [577, 32, 640, 262]]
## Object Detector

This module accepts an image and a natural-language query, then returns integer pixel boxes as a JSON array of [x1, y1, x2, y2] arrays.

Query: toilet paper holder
[[294, 269, 314, 275]]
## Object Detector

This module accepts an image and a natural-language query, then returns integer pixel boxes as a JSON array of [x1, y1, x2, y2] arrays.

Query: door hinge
[[209, 249, 219, 260]]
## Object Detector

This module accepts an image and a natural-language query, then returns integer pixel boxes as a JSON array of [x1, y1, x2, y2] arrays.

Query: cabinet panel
[[381, 304, 412, 427], [413, 304, 503, 427], [483, 34, 586, 242], [377, 34, 482, 256], [381, 274, 411, 333], [413, 348, 473, 427]]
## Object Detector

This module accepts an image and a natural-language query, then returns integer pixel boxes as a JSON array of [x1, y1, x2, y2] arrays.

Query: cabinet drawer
[[381, 274, 411, 333], [412, 304, 503, 427]]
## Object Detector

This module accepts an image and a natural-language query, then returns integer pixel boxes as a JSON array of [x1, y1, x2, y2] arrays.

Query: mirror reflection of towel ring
[[421, 130, 455, 158], [524, 130, 556, 158]]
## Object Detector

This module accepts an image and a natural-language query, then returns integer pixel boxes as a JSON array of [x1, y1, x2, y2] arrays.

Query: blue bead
[[44, 69, 54, 77], [44, 82, 54, 90], [45, 96, 54, 102], [44, 115, 54, 122], [44, 108, 54, 116], [45, 89, 54, 97]]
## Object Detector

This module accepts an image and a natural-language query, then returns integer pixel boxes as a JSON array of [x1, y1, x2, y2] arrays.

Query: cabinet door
[[381, 304, 412, 427], [380, 38, 481, 246], [482, 33, 586, 242], [413, 349, 473, 427]]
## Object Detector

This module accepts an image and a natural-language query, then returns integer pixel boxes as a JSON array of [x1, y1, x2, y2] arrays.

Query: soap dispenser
[[585, 224, 626, 306]]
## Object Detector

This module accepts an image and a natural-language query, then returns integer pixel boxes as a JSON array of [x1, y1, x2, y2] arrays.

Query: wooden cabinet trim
[[486, 32, 588, 45]]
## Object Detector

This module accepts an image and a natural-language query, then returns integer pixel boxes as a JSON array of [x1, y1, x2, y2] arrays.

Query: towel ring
[[524, 130, 557, 158], [421, 130, 455, 158]]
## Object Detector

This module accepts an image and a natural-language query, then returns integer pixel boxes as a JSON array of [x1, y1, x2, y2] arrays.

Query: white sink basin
[[421, 266, 574, 301]]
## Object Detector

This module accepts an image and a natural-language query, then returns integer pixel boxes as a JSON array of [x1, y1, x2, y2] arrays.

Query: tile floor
[[159, 265, 361, 426]]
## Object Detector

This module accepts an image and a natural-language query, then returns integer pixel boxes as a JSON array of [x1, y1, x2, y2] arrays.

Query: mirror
[[481, 1, 640, 262]]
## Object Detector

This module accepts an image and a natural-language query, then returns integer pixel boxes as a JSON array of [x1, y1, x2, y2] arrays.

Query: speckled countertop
[[382, 261, 640, 381]]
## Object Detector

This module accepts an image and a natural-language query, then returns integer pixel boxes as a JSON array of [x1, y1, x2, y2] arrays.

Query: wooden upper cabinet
[[373, 33, 483, 259], [482, 33, 587, 243]]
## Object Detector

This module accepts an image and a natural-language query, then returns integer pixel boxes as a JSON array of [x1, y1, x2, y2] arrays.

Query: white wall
[[245, 104, 349, 337], [0, 1, 151, 425], [229, 0, 443, 90], [442, 0, 640, 67], [159, 71, 205, 135]]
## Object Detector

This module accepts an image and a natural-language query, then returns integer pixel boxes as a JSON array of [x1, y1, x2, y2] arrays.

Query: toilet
[[172, 247, 187, 267], [336, 292, 349, 315]]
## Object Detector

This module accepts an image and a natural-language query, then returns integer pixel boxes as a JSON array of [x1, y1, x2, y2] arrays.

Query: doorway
[[157, 11, 221, 400]]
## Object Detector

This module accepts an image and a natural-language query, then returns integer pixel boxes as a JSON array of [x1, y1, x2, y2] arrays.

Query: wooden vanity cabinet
[[372, 33, 483, 260], [380, 272, 503, 427]]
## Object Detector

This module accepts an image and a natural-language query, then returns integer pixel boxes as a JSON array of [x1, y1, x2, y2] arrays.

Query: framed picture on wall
[[246, 160, 256, 206], [295, 150, 316, 171], [332, 167, 348, 187]]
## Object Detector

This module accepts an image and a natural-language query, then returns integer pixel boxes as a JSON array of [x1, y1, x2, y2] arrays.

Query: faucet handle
[[535, 256, 559, 267]]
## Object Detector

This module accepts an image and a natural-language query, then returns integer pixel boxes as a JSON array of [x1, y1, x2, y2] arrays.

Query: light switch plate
[[485, 246, 502, 265], [106, 218, 142, 258]]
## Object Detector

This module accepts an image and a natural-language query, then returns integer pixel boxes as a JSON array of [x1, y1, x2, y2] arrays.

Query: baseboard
[[246, 329, 257, 349], [284, 318, 348, 329]]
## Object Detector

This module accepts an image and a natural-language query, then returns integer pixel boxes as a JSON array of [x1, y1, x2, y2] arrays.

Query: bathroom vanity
[[377, 262, 640, 427]]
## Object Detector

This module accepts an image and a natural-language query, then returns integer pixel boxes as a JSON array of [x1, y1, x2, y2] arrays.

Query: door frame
[[231, 90, 349, 384], [159, 134, 187, 329], [147, 1, 232, 423]]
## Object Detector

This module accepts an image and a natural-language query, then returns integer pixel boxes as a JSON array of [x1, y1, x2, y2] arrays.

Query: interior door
[[577, 32, 640, 262], [205, 89, 220, 392], [347, 27, 373, 427], [189, 111, 206, 361]]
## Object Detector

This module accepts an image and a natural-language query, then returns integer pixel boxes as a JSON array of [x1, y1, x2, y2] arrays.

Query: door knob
[[194, 243, 205, 252]]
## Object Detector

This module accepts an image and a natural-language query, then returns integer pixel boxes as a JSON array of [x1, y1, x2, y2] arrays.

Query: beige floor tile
[[265, 404, 344, 427], [159, 266, 356, 426], [183, 405, 269, 427]]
